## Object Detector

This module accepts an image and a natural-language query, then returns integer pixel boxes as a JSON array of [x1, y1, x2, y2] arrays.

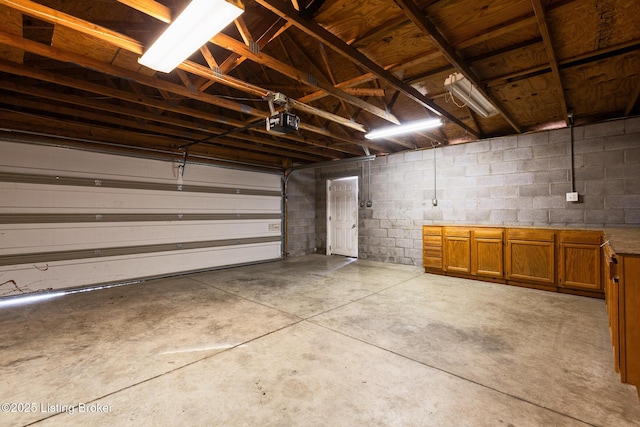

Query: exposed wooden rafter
[[531, 0, 569, 124], [253, 0, 480, 138]]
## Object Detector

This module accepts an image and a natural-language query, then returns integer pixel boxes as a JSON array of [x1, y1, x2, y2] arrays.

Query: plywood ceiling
[[0, 0, 638, 170]]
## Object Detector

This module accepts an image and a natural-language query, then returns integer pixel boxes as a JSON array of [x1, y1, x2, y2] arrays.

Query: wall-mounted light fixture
[[444, 73, 498, 118], [364, 118, 442, 140], [138, 0, 244, 73]]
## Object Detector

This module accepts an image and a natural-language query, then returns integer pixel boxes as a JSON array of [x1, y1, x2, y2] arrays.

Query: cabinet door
[[472, 228, 504, 278], [558, 243, 601, 291], [506, 229, 555, 285], [444, 228, 471, 274], [621, 255, 640, 388]]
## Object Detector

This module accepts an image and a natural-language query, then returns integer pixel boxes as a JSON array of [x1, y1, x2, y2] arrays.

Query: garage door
[[0, 140, 283, 297]]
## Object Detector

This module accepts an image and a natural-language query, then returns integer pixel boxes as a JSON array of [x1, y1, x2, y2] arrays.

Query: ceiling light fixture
[[364, 118, 442, 140], [138, 0, 244, 73], [444, 73, 499, 118]]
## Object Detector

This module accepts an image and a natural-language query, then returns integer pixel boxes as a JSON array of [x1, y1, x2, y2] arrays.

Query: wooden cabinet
[[558, 230, 603, 295], [472, 228, 504, 279], [604, 242, 640, 397], [443, 227, 471, 274], [619, 255, 640, 393], [506, 229, 556, 289], [422, 226, 443, 271]]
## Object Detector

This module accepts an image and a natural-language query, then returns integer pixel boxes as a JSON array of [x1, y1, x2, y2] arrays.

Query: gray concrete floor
[[1, 255, 639, 426]]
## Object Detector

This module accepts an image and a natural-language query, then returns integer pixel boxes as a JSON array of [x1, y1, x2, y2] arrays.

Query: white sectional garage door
[[0, 140, 283, 296]]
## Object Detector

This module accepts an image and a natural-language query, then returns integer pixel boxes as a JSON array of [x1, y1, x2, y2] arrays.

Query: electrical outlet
[[566, 192, 579, 202]]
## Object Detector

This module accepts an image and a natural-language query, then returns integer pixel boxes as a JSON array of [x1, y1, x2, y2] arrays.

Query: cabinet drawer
[[423, 236, 443, 246], [507, 229, 555, 242], [444, 227, 472, 237], [474, 228, 504, 239], [422, 226, 442, 236], [423, 247, 442, 258], [559, 230, 602, 245]]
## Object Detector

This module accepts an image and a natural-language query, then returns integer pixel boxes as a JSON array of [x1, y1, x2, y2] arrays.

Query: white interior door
[[327, 177, 358, 257]]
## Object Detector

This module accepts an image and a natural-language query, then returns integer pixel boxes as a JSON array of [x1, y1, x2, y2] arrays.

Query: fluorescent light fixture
[[365, 118, 442, 140], [444, 73, 499, 118], [138, 0, 244, 73]]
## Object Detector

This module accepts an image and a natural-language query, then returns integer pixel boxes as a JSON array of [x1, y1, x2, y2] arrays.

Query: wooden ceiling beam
[[115, 0, 381, 129], [0, 0, 144, 54], [531, 0, 569, 124], [210, 33, 401, 126], [0, 58, 367, 156], [392, 0, 521, 134], [253, 0, 479, 138], [2, 0, 370, 137], [0, 81, 340, 160]]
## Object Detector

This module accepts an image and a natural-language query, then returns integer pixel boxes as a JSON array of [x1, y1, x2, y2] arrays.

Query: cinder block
[[490, 185, 519, 198], [549, 209, 585, 224], [534, 142, 569, 158], [404, 150, 423, 162], [519, 184, 550, 197], [395, 238, 413, 248], [388, 228, 405, 238], [490, 161, 518, 175], [441, 143, 467, 157], [475, 187, 491, 198], [517, 131, 549, 147], [465, 164, 491, 176], [464, 140, 491, 153], [504, 173, 535, 186], [549, 127, 570, 143], [386, 152, 406, 164], [584, 120, 626, 138], [625, 148, 640, 164], [478, 151, 504, 164], [606, 164, 640, 179], [403, 248, 423, 260], [517, 209, 549, 223], [489, 210, 517, 223], [575, 137, 604, 153], [624, 210, 640, 224], [467, 209, 491, 223], [454, 153, 478, 166], [533, 195, 566, 209], [423, 209, 444, 221], [504, 147, 533, 161], [550, 182, 575, 195], [534, 170, 569, 183], [518, 158, 550, 172], [506, 197, 533, 210], [625, 178, 640, 194], [586, 210, 625, 224], [578, 194, 604, 209], [583, 150, 624, 166], [574, 166, 605, 181], [478, 198, 505, 209], [605, 194, 640, 209], [549, 156, 570, 170], [625, 116, 640, 134], [491, 137, 517, 151]]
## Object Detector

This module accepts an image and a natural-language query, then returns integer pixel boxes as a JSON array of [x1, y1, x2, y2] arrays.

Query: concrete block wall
[[287, 116, 640, 265], [285, 168, 317, 256]]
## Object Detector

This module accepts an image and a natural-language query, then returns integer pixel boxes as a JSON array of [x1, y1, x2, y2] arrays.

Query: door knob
[[352, 224, 356, 229]]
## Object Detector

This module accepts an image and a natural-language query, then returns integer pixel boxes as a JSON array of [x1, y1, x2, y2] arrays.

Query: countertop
[[604, 228, 640, 255]]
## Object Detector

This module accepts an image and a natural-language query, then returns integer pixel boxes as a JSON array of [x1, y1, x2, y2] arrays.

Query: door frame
[[326, 176, 359, 257]]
